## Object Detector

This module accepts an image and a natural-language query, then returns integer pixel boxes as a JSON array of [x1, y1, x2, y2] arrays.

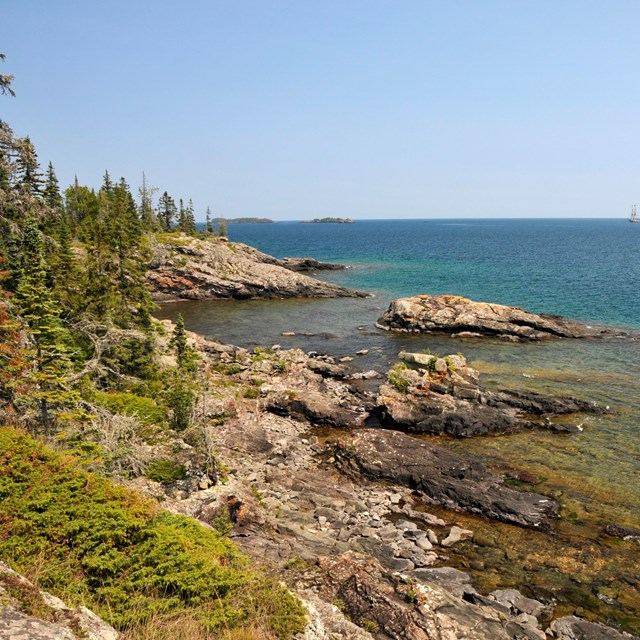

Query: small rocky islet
[[376, 293, 622, 341], [140, 238, 637, 639]]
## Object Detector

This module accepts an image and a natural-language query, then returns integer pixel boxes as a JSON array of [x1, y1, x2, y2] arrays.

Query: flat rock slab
[[377, 294, 614, 341], [147, 235, 365, 301], [334, 429, 558, 529]]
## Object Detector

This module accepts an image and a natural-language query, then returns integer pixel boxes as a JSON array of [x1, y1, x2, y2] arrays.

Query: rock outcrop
[[334, 429, 559, 529], [374, 352, 603, 437], [146, 234, 364, 301], [0, 561, 118, 640], [280, 257, 346, 272], [377, 294, 614, 340]]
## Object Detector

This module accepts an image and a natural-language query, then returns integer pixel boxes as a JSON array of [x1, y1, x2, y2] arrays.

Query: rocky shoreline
[[91, 245, 638, 637], [118, 321, 636, 640], [146, 234, 365, 301]]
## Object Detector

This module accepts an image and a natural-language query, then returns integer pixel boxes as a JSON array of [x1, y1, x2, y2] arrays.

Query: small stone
[[469, 560, 485, 571], [389, 493, 402, 505], [271, 344, 281, 351], [434, 358, 448, 373], [356, 349, 369, 355], [281, 331, 296, 336], [427, 529, 439, 545], [340, 356, 354, 362], [441, 525, 474, 547], [416, 537, 433, 551], [198, 477, 211, 490]]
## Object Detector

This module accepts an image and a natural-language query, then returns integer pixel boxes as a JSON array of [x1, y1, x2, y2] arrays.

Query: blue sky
[[2, 0, 640, 220]]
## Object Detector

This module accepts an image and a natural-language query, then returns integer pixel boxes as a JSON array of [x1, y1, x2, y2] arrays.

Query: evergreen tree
[[171, 314, 188, 370], [43, 162, 63, 212], [205, 207, 214, 234], [12, 217, 76, 432], [15, 136, 43, 196], [0, 53, 15, 97], [156, 191, 177, 231], [177, 198, 186, 232], [64, 180, 99, 233], [185, 198, 196, 234], [218, 221, 227, 238], [0, 261, 26, 408], [101, 170, 114, 194]]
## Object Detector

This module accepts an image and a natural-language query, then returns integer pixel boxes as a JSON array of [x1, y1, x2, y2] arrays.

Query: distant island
[[300, 217, 354, 223], [214, 217, 274, 224]]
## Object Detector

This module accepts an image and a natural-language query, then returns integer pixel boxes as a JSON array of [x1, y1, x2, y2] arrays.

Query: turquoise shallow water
[[157, 219, 640, 527]]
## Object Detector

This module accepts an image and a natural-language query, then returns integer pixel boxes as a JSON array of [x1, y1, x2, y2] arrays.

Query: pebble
[[356, 349, 369, 355], [427, 529, 439, 545], [389, 493, 402, 505]]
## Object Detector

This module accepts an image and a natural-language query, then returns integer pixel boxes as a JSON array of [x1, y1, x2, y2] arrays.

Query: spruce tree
[[15, 136, 43, 196], [156, 191, 177, 231], [12, 217, 76, 432], [185, 198, 196, 234], [43, 162, 63, 212], [205, 207, 214, 234]]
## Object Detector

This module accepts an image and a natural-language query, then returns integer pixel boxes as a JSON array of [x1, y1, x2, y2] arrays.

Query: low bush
[[0, 427, 306, 638], [94, 391, 166, 427]]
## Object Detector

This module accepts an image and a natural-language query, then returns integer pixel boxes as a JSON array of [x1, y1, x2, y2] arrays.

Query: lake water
[[155, 219, 640, 630]]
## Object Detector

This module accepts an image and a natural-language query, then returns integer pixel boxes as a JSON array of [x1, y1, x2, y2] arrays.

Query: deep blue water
[[227, 219, 640, 329]]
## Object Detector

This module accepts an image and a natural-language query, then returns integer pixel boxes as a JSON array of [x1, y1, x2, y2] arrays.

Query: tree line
[[0, 62, 220, 435]]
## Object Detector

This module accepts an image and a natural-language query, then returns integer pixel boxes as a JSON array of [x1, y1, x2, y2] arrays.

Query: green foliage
[[145, 458, 186, 484], [93, 391, 166, 427], [165, 374, 194, 431], [242, 386, 261, 399], [0, 427, 306, 637], [11, 217, 79, 430], [387, 362, 410, 393]]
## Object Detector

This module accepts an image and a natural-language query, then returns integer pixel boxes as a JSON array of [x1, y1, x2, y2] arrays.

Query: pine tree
[[205, 207, 214, 234], [156, 191, 177, 231], [43, 162, 63, 212], [15, 136, 43, 196], [0, 53, 15, 97], [12, 217, 77, 432], [171, 314, 188, 370], [185, 198, 196, 234]]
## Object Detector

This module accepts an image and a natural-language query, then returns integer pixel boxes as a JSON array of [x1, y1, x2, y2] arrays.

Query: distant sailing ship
[[630, 205, 639, 223]]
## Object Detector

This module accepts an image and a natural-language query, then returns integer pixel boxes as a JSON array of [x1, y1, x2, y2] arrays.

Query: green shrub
[[94, 391, 166, 427], [387, 362, 410, 393], [243, 386, 261, 399], [145, 459, 186, 484], [0, 427, 306, 638]]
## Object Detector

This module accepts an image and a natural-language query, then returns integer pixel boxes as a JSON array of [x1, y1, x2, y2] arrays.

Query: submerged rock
[[550, 616, 637, 639], [377, 294, 614, 340], [334, 429, 558, 529]]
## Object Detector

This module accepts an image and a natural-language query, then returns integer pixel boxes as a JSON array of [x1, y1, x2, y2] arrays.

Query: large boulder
[[375, 353, 602, 437], [334, 429, 558, 529], [377, 294, 612, 341]]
